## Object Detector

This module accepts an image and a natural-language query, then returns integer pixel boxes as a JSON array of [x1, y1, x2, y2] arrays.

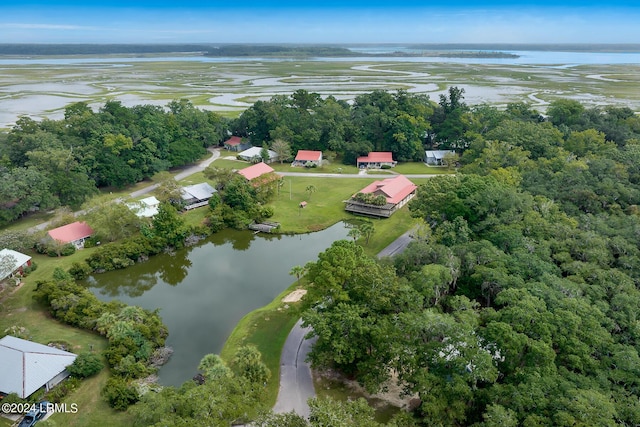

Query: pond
[[85, 223, 350, 386]]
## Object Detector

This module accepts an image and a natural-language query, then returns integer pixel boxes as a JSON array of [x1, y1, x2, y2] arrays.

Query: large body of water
[[86, 223, 350, 386], [2, 49, 640, 66]]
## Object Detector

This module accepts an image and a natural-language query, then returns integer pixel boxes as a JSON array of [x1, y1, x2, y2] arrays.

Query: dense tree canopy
[[0, 100, 226, 223], [301, 98, 640, 426]]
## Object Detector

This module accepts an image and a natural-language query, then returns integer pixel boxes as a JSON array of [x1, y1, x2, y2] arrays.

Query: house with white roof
[[238, 146, 278, 164], [425, 150, 457, 165], [0, 249, 32, 282], [181, 182, 217, 210], [127, 196, 160, 218], [0, 335, 77, 398]]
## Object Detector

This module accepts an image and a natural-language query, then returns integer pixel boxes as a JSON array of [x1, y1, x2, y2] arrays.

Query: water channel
[[85, 223, 350, 386]]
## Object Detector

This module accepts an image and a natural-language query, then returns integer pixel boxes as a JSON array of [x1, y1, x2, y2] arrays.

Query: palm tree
[[348, 227, 362, 242], [305, 184, 317, 200], [289, 265, 307, 285], [359, 222, 375, 245]]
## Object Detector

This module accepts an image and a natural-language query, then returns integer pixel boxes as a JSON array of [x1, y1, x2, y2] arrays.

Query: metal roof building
[[0, 335, 77, 398]]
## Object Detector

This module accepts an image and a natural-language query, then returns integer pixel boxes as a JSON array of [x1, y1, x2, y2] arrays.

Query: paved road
[[273, 319, 317, 418], [278, 171, 439, 179], [273, 229, 416, 417], [130, 147, 220, 198], [377, 226, 417, 259], [26, 148, 221, 233]]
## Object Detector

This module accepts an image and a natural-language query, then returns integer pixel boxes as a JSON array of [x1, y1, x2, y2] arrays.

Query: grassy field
[[268, 176, 378, 233]]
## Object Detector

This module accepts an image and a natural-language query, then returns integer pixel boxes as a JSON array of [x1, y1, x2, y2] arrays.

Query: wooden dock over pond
[[249, 221, 280, 233]]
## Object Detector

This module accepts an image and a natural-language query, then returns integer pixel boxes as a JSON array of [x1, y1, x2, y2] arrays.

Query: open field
[[1, 57, 640, 129]]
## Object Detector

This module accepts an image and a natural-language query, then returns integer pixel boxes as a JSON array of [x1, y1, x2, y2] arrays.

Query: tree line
[[4, 88, 639, 228], [0, 99, 226, 224]]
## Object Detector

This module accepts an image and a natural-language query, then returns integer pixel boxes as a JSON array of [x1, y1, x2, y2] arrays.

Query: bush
[[46, 243, 76, 257], [381, 164, 392, 169], [68, 262, 93, 280], [0, 393, 25, 405], [102, 377, 139, 410], [260, 206, 275, 218], [83, 235, 101, 248], [22, 261, 37, 276], [67, 352, 104, 378], [46, 377, 80, 403]]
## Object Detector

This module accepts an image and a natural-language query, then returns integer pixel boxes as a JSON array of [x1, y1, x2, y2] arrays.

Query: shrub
[[0, 393, 25, 405], [205, 209, 225, 233], [22, 261, 37, 276], [381, 164, 392, 169], [46, 377, 80, 403], [83, 235, 101, 248], [260, 206, 275, 218], [47, 243, 76, 257], [67, 352, 104, 378], [102, 377, 139, 410], [208, 193, 221, 209], [68, 262, 93, 280]]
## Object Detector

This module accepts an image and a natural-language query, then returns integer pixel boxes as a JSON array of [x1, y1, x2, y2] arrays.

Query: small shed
[[127, 196, 160, 218]]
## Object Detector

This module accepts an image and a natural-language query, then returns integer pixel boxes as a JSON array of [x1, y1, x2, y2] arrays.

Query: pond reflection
[[86, 223, 350, 386]]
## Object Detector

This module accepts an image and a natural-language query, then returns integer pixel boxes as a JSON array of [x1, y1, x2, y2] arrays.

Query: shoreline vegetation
[[0, 42, 639, 58]]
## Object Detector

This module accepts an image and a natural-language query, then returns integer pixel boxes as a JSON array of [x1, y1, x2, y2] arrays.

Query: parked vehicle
[[17, 401, 49, 427]]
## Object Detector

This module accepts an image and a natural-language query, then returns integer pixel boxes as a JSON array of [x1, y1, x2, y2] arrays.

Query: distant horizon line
[[1, 42, 640, 46]]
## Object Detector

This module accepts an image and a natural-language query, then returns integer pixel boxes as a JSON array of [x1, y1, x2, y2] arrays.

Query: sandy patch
[[282, 289, 307, 303]]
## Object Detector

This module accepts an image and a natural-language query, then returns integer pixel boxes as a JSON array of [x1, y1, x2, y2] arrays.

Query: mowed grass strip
[[47, 370, 134, 427], [220, 281, 304, 407]]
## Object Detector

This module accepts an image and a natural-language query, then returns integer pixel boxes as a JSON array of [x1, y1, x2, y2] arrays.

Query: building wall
[[46, 370, 70, 391]]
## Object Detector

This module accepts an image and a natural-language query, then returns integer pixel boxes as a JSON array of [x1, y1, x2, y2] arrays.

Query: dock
[[248, 221, 280, 233]]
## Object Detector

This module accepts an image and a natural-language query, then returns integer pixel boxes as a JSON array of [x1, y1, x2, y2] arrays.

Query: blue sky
[[2, 1, 639, 44]]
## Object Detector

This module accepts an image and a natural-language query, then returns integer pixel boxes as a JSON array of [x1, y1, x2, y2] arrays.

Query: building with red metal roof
[[47, 221, 94, 249], [345, 175, 417, 217], [356, 152, 396, 169], [292, 150, 323, 167]]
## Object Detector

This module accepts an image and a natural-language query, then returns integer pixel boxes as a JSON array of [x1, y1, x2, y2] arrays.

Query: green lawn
[[207, 158, 248, 170], [393, 162, 455, 175], [45, 370, 133, 427], [269, 162, 360, 175], [220, 281, 304, 407], [268, 176, 379, 233]]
